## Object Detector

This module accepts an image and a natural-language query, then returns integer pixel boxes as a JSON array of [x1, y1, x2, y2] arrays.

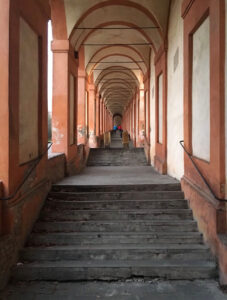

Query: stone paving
[[1, 280, 227, 300], [56, 165, 178, 186]]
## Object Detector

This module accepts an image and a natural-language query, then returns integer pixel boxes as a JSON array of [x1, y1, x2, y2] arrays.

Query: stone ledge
[[48, 152, 65, 160]]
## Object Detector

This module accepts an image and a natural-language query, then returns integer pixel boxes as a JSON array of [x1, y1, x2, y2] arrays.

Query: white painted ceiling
[[64, 0, 170, 115]]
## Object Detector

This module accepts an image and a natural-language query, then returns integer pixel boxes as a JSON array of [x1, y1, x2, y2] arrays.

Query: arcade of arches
[[1, 0, 227, 289]]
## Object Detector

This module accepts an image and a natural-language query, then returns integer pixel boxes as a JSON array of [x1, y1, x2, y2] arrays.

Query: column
[[96, 93, 100, 137], [138, 88, 145, 146], [100, 99, 103, 135], [103, 103, 106, 132], [88, 84, 98, 147], [52, 40, 70, 154], [77, 47, 86, 145], [133, 98, 137, 146]]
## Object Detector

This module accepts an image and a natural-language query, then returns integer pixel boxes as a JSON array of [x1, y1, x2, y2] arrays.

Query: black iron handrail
[[180, 140, 227, 203], [0, 142, 53, 201]]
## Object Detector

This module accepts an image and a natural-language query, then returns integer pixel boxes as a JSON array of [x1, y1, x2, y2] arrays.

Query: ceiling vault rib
[[74, 26, 159, 30], [94, 68, 141, 70], [89, 61, 144, 63], [82, 43, 152, 46], [100, 80, 138, 82], [65, 0, 171, 116]]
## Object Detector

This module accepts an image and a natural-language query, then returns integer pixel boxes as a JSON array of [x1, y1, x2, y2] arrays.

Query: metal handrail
[[0, 142, 53, 201], [180, 140, 227, 203]]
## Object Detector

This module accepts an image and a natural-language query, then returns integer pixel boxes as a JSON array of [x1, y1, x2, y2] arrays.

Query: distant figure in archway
[[118, 125, 123, 138], [113, 125, 117, 135]]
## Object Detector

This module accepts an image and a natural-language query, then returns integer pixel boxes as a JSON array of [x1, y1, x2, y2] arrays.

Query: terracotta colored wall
[[143, 74, 151, 163], [182, 0, 227, 284], [77, 46, 87, 145], [183, 0, 225, 200], [66, 44, 79, 174], [154, 47, 167, 174], [51, 40, 79, 175], [0, 0, 10, 193], [3, 0, 49, 235], [0, 0, 50, 289], [0, 183, 3, 235]]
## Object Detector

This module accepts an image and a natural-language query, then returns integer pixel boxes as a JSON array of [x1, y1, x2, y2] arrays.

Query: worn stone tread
[[33, 220, 198, 233], [22, 244, 209, 250], [27, 231, 203, 246], [45, 199, 189, 210], [21, 244, 213, 262], [15, 259, 216, 267], [3, 280, 227, 300], [48, 191, 185, 200], [29, 231, 202, 237], [12, 259, 217, 281], [52, 183, 182, 192], [42, 208, 192, 213], [34, 220, 197, 225], [40, 209, 193, 221]]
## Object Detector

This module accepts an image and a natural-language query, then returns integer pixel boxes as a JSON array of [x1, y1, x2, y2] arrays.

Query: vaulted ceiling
[[64, 0, 171, 115]]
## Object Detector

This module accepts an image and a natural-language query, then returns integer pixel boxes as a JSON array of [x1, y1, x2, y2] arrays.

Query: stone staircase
[[109, 131, 123, 148], [12, 183, 217, 282], [87, 130, 147, 166], [87, 148, 148, 166]]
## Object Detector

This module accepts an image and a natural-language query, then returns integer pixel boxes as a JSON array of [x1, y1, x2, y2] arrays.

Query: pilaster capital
[[51, 40, 69, 53], [96, 93, 100, 100], [88, 84, 96, 92], [77, 70, 86, 78]]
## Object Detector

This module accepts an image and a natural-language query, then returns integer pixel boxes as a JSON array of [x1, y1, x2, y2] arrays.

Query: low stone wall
[[74, 144, 90, 173], [0, 183, 17, 289], [48, 153, 65, 184], [0, 178, 50, 289], [144, 138, 151, 165], [182, 176, 227, 285], [0, 235, 18, 289], [0, 144, 91, 289]]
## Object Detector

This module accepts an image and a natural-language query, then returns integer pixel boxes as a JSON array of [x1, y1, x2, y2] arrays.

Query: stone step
[[40, 209, 193, 221], [88, 156, 145, 158], [27, 232, 203, 247], [87, 156, 146, 159], [88, 148, 145, 153], [45, 199, 188, 210], [12, 260, 217, 281], [87, 162, 148, 166], [88, 152, 145, 155], [48, 191, 185, 201], [87, 156, 147, 162], [51, 183, 181, 193], [87, 154, 145, 158], [20, 244, 212, 262], [87, 157, 146, 161], [87, 148, 148, 166], [87, 157, 147, 161], [33, 220, 198, 233]]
